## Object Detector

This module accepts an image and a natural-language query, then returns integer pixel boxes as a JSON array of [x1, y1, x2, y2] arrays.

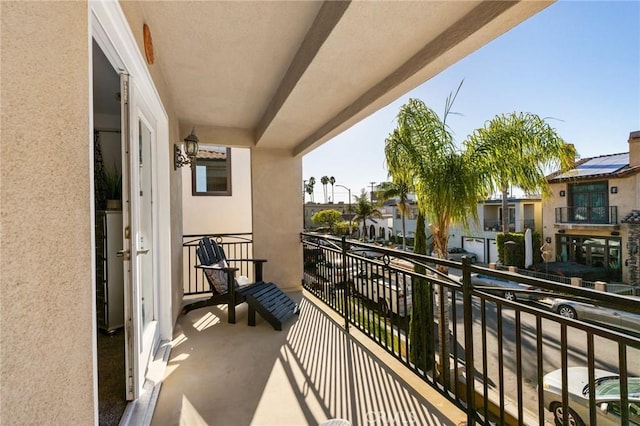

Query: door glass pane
[[139, 121, 154, 329]]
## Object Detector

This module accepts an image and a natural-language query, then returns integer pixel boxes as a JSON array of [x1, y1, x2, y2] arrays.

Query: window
[[556, 235, 621, 280], [192, 145, 231, 196], [569, 181, 608, 223]]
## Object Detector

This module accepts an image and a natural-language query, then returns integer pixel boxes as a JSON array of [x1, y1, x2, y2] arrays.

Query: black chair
[[182, 238, 299, 330]]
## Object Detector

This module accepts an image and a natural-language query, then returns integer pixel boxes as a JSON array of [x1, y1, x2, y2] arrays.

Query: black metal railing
[[182, 233, 254, 295], [300, 232, 640, 425], [555, 206, 618, 224]]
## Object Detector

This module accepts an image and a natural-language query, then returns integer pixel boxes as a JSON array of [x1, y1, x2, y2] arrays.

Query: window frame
[[191, 146, 232, 196]]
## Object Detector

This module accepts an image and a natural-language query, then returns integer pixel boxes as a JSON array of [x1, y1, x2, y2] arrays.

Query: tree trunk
[[401, 212, 407, 250], [409, 212, 433, 372], [429, 223, 450, 388], [502, 186, 510, 234]]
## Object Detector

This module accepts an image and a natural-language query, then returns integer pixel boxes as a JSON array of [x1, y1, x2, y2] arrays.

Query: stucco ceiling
[[128, 1, 551, 156]]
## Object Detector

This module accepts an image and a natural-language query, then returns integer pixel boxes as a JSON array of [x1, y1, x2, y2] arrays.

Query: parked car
[[353, 270, 412, 317], [550, 297, 640, 335], [542, 367, 640, 426], [433, 247, 478, 263], [315, 258, 360, 287], [462, 273, 541, 302]]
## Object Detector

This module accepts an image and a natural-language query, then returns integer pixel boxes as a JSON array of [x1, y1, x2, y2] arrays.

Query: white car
[[353, 270, 412, 317], [543, 367, 640, 426]]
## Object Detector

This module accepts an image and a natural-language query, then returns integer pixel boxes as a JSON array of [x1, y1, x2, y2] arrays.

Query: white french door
[[120, 73, 160, 400]]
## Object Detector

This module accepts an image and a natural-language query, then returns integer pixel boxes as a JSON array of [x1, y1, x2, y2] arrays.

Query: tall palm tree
[[320, 175, 329, 203], [306, 177, 316, 202], [387, 95, 483, 385], [376, 179, 412, 250], [352, 189, 382, 240], [465, 112, 576, 234], [329, 176, 336, 203]]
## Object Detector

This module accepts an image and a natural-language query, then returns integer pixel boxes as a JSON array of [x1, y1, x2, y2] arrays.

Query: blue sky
[[302, 1, 640, 204]]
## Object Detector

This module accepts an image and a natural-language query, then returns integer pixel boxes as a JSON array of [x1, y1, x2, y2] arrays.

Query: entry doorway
[[91, 3, 173, 422], [92, 40, 127, 425]]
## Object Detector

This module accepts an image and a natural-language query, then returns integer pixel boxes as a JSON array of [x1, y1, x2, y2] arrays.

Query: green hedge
[[496, 232, 542, 268]]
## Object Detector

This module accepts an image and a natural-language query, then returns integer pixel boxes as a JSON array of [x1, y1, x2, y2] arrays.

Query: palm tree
[[387, 95, 483, 385], [321, 175, 329, 203], [306, 177, 316, 202], [329, 176, 336, 203], [352, 189, 382, 240], [378, 150, 413, 250], [465, 112, 576, 234]]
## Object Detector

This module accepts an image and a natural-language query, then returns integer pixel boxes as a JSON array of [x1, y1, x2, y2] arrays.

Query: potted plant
[[103, 164, 122, 210]]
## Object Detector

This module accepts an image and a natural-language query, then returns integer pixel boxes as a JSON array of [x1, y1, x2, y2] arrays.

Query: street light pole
[[335, 184, 352, 237]]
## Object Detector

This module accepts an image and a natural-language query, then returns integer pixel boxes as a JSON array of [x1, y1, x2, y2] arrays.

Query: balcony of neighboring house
[[554, 205, 619, 227], [152, 233, 640, 426], [483, 219, 515, 232]]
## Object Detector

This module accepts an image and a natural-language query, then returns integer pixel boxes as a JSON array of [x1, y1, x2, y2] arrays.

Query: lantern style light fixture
[[174, 127, 200, 169]]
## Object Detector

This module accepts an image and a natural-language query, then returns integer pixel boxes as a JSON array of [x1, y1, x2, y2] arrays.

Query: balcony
[[161, 233, 640, 425], [555, 206, 618, 225], [152, 291, 466, 425]]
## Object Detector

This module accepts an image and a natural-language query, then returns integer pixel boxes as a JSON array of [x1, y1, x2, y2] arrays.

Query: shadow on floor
[[152, 291, 463, 426]]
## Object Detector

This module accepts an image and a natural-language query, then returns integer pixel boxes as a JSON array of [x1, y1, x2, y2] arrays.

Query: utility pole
[[302, 180, 307, 229], [370, 181, 376, 203], [335, 184, 352, 237]]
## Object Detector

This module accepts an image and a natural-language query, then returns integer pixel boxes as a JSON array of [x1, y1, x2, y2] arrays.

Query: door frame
[[90, 0, 173, 416]]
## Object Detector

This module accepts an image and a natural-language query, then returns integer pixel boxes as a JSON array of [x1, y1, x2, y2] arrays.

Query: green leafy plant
[[103, 164, 122, 200]]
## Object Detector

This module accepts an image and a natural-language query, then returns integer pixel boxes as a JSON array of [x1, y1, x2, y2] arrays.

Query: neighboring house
[[0, 2, 551, 424], [449, 197, 542, 264], [543, 131, 640, 285], [389, 196, 542, 263]]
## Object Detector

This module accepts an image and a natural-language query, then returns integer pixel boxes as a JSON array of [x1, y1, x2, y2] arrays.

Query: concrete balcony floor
[[151, 290, 466, 426]]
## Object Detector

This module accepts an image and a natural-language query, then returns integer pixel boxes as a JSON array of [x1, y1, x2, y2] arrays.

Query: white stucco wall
[[181, 147, 252, 235]]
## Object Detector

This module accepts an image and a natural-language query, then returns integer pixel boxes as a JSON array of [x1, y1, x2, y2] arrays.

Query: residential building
[[543, 131, 640, 284], [0, 2, 552, 424], [450, 197, 542, 263], [389, 197, 542, 263]]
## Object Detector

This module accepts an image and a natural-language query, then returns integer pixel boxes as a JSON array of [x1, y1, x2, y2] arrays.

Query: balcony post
[[462, 256, 476, 425], [341, 236, 350, 332]]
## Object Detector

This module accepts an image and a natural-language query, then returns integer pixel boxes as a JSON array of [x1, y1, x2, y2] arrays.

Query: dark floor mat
[[97, 328, 127, 425]]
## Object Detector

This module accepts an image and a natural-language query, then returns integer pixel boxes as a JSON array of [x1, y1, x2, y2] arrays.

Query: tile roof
[[197, 148, 227, 160], [622, 210, 640, 224]]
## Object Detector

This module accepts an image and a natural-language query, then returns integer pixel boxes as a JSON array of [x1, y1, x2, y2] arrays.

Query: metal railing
[[182, 233, 254, 295], [555, 206, 618, 225], [300, 232, 640, 425]]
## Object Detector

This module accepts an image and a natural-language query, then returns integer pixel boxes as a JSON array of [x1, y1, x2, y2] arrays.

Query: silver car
[[543, 367, 640, 426], [465, 273, 541, 302], [434, 247, 478, 263], [550, 297, 640, 335]]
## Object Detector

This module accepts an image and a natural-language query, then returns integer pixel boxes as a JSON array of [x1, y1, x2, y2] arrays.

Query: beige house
[[543, 131, 640, 285], [389, 197, 542, 263], [1, 2, 552, 424]]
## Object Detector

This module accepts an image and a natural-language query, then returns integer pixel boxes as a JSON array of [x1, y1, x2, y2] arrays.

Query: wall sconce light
[[611, 231, 620, 236], [610, 186, 618, 194], [559, 190, 566, 197], [545, 237, 552, 243], [558, 229, 566, 234], [174, 127, 200, 170]]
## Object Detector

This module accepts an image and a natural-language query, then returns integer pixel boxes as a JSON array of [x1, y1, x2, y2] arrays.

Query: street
[[452, 296, 640, 424]]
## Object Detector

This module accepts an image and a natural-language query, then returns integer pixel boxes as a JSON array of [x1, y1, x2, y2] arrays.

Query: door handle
[[116, 250, 131, 260], [137, 249, 150, 255]]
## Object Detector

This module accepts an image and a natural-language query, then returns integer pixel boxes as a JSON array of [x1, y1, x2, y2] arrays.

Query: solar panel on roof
[[555, 153, 629, 179]]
